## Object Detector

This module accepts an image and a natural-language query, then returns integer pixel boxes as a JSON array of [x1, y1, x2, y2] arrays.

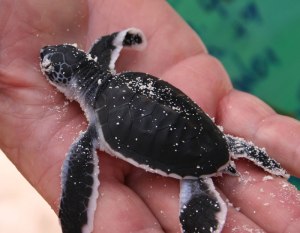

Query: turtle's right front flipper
[[59, 125, 99, 233], [88, 28, 147, 72]]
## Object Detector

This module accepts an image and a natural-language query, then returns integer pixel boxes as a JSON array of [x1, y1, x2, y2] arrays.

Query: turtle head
[[40, 44, 87, 95]]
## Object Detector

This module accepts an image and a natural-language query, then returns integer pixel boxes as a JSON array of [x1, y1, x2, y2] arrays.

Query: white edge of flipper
[[82, 148, 100, 233], [109, 28, 147, 71], [227, 135, 290, 179], [205, 178, 227, 233]]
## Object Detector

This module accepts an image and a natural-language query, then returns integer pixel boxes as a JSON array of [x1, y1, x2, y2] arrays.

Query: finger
[[217, 188, 265, 233], [14, 141, 165, 233], [217, 90, 300, 177], [9, 105, 87, 209], [222, 205, 264, 233], [127, 168, 267, 233], [126, 170, 180, 233], [35, 151, 165, 233], [216, 160, 300, 233], [94, 182, 164, 233], [0, 71, 89, 207], [162, 54, 232, 117], [94, 157, 164, 233], [124, 53, 231, 232], [123, 53, 250, 233], [87, 0, 206, 76]]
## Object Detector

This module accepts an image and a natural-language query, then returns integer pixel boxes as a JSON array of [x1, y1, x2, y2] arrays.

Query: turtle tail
[[225, 134, 289, 179]]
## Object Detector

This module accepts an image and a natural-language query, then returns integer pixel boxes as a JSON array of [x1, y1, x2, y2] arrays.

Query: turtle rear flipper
[[179, 178, 227, 233], [225, 134, 289, 178], [88, 28, 146, 72], [59, 125, 99, 233]]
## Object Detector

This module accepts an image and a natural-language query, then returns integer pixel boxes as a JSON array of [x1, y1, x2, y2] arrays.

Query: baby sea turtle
[[40, 28, 289, 233]]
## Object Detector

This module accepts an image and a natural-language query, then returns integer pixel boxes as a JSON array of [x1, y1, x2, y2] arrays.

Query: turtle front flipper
[[179, 178, 227, 233], [225, 134, 290, 178], [88, 28, 146, 72], [59, 125, 100, 233]]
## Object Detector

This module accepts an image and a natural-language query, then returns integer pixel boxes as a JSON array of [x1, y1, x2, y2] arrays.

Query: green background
[[168, 0, 300, 189]]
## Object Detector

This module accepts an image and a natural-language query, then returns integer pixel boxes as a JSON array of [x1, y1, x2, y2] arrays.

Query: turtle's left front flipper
[[59, 125, 100, 233], [88, 28, 146, 72], [179, 178, 227, 233]]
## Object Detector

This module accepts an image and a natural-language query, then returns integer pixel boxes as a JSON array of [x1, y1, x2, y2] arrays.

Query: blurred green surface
[[168, 0, 300, 189]]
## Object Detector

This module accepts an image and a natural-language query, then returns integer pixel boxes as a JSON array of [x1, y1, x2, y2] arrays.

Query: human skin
[[0, 0, 300, 232]]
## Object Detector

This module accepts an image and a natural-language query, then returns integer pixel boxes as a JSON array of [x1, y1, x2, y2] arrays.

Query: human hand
[[1, 0, 299, 232]]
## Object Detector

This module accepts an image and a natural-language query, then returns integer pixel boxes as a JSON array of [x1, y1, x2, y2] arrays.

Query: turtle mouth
[[40, 47, 55, 75], [40, 55, 54, 75]]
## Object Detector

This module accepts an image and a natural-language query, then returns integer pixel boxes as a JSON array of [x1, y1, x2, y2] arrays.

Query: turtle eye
[[63, 48, 81, 66]]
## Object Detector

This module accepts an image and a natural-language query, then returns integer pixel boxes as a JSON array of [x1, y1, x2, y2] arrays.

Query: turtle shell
[[95, 72, 229, 177]]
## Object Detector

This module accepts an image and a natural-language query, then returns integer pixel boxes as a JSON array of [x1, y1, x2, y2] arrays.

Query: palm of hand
[[1, 1, 299, 232]]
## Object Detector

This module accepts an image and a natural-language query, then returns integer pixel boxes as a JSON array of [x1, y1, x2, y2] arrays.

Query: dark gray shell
[[94, 71, 229, 177]]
